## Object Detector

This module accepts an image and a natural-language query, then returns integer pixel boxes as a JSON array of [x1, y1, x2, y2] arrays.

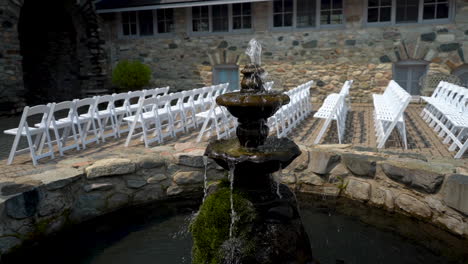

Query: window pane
[[380, 7, 391, 21], [423, 5, 436, 19], [201, 6, 209, 17], [130, 24, 137, 35], [193, 19, 209, 32], [424, 0, 436, 3], [274, 14, 283, 27], [368, 8, 379, 22], [138, 10, 153, 36], [233, 3, 241, 16], [321, 0, 331, 9], [381, 0, 392, 6], [274, 0, 283, 13], [284, 0, 293, 12], [284, 13, 293, 26], [243, 16, 252, 28], [396, 0, 419, 23], [333, 0, 343, 9], [243, 3, 252, 15], [368, 0, 379, 7], [192, 7, 200, 18], [297, 0, 316, 27], [321, 10, 331, 24], [212, 5, 228, 32], [233, 17, 242, 29], [436, 3, 449, 18], [331, 10, 342, 24], [123, 25, 129, 35]]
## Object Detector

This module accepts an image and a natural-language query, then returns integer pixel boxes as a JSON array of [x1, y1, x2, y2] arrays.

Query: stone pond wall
[[100, 0, 468, 102], [0, 142, 467, 257], [0, 0, 107, 115]]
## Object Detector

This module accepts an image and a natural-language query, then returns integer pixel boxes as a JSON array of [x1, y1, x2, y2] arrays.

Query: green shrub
[[111, 60, 151, 92]]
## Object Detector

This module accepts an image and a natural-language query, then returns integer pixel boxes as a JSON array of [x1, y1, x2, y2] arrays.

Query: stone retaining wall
[[0, 143, 467, 257]]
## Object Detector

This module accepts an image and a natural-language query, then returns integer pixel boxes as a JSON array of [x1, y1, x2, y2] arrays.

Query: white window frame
[[269, 0, 345, 31], [118, 9, 175, 38], [187, 4, 254, 35], [364, 0, 454, 26]]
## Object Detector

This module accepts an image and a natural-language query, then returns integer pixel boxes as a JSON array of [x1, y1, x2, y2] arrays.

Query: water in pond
[[3, 196, 468, 264]]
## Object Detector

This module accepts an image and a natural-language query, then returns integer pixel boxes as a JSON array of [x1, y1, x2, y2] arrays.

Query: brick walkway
[[0, 103, 466, 182]]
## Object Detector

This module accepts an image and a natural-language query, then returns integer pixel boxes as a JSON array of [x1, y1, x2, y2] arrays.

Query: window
[[122, 12, 137, 36], [192, 6, 209, 32], [213, 65, 239, 91], [273, 0, 293, 27], [156, 9, 174, 33], [393, 61, 428, 95], [190, 4, 252, 33], [366, 0, 451, 24], [233, 3, 252, 30], [320, 0, 344, 25], [212, 5, 229, 32], [272, 0, 343, 29], [121, 9, 174, 37], [367, 0, 392, 23], [297, 0, 317, 27]]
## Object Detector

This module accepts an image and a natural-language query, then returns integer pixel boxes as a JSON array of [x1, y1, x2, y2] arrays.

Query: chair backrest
[[52, 101, 75, 120], [146, 87, 170, 98], [74, 97, 96, 116], [127, 91, 145, 106], [16, 104, 53, 131], [112, 93, 128, 108], [95, 95, 114, 111], [386, 81, 411, 119]]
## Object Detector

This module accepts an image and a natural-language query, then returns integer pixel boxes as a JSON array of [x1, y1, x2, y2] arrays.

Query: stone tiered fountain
[[191, 39, 314, 264]]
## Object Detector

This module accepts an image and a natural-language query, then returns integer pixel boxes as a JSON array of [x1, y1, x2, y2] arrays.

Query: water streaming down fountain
[[191, 39, 314, 264]]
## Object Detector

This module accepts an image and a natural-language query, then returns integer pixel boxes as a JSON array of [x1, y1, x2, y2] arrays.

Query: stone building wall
[[0, 0, 107, 115], [100, 0, 468, 102]]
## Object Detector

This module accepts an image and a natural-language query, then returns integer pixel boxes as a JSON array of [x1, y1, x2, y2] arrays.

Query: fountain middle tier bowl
[[205, 137, 301, 175], [216, 92, 290, 120]]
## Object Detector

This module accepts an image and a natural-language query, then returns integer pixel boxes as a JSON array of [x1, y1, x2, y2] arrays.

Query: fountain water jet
[[191, 39, 314, 264]]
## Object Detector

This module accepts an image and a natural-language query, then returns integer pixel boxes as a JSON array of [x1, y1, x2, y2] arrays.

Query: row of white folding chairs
[[126, 83, 229, 147], [269, 81, 313, 138], [420, 81, 468, 158], [313, 80, 354, 144], [372, 80, 412, 149], [195, 84, 236, 142], [3, 87, 171, 165]]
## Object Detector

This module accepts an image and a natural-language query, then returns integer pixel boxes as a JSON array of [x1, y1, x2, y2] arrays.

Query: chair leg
[[7, 132, 22, 165], [25, 131, 38, 166]]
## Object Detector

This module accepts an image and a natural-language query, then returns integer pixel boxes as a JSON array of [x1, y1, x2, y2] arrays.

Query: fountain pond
[[2, 195, 467, 264]]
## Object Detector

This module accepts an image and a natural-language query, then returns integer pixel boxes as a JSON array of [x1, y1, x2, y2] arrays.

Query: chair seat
[[114, 106, 127, 114], [4, 126, 45, 136]]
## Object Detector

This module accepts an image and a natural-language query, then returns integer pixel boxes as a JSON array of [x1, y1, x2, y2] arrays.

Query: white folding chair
[[196, 99, 234, 142], [181, 90, 198, 130], [168, 92, 186, 136], [40, 101, 80, 156], [112, 92, 131, 137], [73, 97, 100, 149], [92, 95, 118, 142], [4, 104, 55, 166], [126, 91, 145, 115]]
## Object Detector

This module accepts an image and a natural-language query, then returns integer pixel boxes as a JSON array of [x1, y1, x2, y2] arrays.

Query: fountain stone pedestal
[[192, 40, 314, 264]]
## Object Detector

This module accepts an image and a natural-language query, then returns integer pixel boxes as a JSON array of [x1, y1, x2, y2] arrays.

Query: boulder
[[395, 194, 432, 218], [126, 179, 147, 189], [435, 215, 464, 235], [5, 189, 40, 219], [174, 149, 206, 168], [147, 174, 167, 183], [0, 236, 21, 254], [136, 155, 166, 169], [298, 185, 340, 197], [370, 187, 394, 210], [442, 174, 468, 215], [70, 193, 106, 221], [167, 185, 184, 196], [342, 153, 383, 177], [308, 149, 340, 174], [289, 145, 309, 172], [85, 159, 135, 179], [297, 173, 324, 186], [381, 159, 448, 193], [345, 178, 371, 201], [133, 185, 163, 204], [38, 192, 68, 217], [173, 171, 204, 185], [107, 193, 130, 209]]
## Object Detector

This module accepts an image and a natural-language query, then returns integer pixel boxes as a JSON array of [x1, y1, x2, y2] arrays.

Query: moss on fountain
[[190, 182, 257, 264]]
